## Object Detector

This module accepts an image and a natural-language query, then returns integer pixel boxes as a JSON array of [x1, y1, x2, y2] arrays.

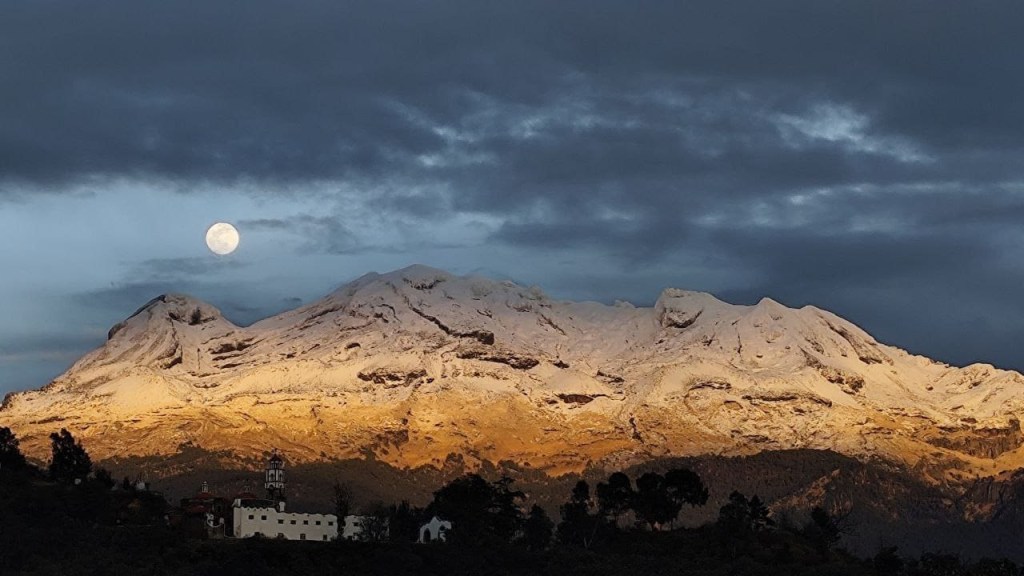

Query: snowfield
[[3, 265, 1024, 481]]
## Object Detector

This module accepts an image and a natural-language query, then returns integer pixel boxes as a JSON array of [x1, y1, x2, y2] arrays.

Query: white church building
[[233, 501, 338, 541], [418, 516, 452, 543], [232, 452, 339, 541]]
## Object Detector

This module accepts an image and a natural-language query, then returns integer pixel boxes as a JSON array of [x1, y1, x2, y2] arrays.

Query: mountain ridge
[[3, 264, 1024, 484]]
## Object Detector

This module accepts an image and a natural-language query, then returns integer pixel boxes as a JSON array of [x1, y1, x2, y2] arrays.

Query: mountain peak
[[4, 266, 1024, 483], [111, 293, 227, 338], [756, 296, 785, 308]]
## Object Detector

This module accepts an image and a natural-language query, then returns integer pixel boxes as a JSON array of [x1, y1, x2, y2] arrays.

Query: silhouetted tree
[[356, 502, 390, 543], [428, 473, 524, 544], [570, 480, 590, 506], [491, 476, 526, 540], [519, 504, 554, 550], [596, 471, 634, 524], [0, 426, 27, 471], [748, 495, 774, 532], [48, 428, 91, 484], [634, 472, 676, 530], [93, 467, 115, 489], [333, 481, 352, 534], [718, 491, 751, 535], [631, 468, 709, 530], [873, 546, 904, 576], [664, 467, 708, 509], [803, 506, 841, 555], [388, 500, 423, 543], [558, 480, 601, 548], [718, 491, 774, 539]]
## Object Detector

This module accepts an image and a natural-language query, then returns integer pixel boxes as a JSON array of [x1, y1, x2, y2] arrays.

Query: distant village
[[177, 451, 451, 543]]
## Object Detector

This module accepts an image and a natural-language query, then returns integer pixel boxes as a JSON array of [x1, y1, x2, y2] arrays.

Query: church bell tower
[[264, 450, 286, 502]]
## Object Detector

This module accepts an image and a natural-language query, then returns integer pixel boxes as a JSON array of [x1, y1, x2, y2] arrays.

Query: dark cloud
[[240, 215, 361, 254], [2, 0, 1024, 379], [0, 333, 102, 361], [132, 257, 247, 280], [75, 279, 297, 328], [0, 333, 108, 391], [3, 0, 1019, 190]]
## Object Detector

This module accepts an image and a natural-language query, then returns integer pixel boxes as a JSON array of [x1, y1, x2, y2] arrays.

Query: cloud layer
[[2, 1, 1023, 391]]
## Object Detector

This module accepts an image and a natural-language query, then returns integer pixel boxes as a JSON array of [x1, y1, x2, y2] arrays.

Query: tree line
[[2, 425, 1022, 576], [2, 425, 93, 483]]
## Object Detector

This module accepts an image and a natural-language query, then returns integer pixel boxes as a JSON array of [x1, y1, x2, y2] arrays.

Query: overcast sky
[[2, 1, 1023, 394]]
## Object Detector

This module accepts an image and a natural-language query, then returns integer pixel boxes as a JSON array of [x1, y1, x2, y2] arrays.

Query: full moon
[[205, 222, 240, 255]]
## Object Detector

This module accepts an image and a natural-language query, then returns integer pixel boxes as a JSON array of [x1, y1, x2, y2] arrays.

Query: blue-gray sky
[[2, 0, 1024, 394]]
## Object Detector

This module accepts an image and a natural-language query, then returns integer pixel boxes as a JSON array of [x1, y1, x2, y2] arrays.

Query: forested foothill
[[1, 426, 1021, 576]]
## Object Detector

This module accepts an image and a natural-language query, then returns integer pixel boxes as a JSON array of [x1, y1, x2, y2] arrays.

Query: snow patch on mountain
[[3, 265, 1024, 480]]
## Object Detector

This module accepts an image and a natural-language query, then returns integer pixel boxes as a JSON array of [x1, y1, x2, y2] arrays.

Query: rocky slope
[[4, 265, 1024, 481]]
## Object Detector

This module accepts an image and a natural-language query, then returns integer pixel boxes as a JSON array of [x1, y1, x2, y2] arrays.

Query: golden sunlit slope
[[3, 265, 1024, 481]]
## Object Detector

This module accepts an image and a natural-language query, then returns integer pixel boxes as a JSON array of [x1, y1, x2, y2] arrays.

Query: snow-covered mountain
[[4, 265, 1024, 481]]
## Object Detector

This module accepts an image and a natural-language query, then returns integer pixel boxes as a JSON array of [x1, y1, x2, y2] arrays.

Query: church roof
[[234, 497, 277, 508]]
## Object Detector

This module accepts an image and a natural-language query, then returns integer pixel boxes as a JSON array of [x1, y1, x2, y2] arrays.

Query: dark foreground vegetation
[[2, 427, 1022, 576]]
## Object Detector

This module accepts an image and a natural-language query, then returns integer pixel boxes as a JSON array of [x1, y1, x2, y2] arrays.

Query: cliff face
[[4, 265, 1024, 481]]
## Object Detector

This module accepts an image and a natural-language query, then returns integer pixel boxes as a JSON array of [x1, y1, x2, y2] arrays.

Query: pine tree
[[520, 504, 554, 550], [718, 491, 752, 535], [0, 426, 27, 471], [427, 473, 524, 544], [557, 480, 600, 547], [333, 481, 352, 534], [804, 506, 841, 555], [388, 500, 423, 543], [748, 495, 774, 532], [48, 428, 91, 484]]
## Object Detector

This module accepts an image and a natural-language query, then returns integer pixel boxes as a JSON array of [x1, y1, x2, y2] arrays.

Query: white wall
[[233, 506, 338, 541]]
